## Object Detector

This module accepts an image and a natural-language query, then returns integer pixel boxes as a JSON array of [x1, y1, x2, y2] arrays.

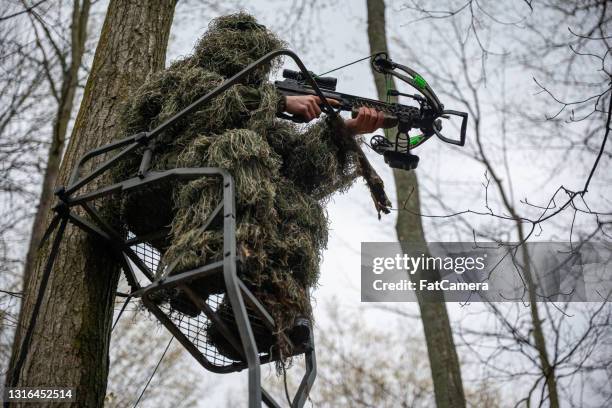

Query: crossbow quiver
[[27, 50, 343, 408]]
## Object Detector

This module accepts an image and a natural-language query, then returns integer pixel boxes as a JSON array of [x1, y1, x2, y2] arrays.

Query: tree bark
[[365, 1, 466, 407], [6, 1, 176, 406]]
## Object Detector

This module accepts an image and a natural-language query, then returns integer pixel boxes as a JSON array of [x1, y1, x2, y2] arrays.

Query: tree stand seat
[[39, 150, 316, 408]]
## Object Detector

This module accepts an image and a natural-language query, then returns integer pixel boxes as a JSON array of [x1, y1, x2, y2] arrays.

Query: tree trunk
[[472, 97, 560, 406], [20, 0, 91, 335], [6, 1, 176, 406], [517, 226, 560, 407], [365, 1, 466, 407]]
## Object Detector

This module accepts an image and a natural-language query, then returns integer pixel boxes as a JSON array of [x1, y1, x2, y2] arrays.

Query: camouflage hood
[[192, 13, 285, 85]]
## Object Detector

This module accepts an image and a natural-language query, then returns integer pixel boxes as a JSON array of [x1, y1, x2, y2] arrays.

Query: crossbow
[[275, 52, 468, 172]]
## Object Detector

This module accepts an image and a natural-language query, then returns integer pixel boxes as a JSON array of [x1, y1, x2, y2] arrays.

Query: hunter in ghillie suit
[[115, 13, 387, 361]]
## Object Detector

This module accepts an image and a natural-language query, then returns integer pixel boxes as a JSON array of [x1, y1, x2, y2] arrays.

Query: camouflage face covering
[[191, 12, 285, 85]]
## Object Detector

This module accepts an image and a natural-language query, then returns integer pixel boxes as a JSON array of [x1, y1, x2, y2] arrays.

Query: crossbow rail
[[15, 49, 331, 408]]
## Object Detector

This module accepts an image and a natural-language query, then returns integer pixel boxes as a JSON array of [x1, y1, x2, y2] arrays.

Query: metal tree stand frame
[[27, 50, 335, 408]]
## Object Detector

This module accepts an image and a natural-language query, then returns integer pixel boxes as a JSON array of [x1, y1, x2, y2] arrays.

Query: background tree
[[20, 0, 92, 294], [391, 0, 610, 406], [0, 0, 98, 383], [366, 1, 466, 407], [2, 2, 94, 374]]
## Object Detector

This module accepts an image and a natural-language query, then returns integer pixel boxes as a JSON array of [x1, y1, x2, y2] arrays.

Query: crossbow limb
[[370, 51, 468, 148]]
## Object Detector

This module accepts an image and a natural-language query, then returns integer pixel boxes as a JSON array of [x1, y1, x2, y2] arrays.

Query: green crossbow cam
[[275, 52, 468, 171]]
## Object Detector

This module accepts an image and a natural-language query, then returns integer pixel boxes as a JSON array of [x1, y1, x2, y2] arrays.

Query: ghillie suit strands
[[114, 13, 361, 361]]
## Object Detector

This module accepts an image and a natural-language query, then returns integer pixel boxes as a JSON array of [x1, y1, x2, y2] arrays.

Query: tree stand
[[22, 49, 338, 407]]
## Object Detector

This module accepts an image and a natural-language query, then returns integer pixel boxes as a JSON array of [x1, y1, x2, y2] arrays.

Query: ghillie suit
[[115, 13, 360, 361]]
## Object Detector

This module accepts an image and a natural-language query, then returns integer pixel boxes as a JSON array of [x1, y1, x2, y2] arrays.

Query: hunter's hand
[[345, 106, 385, 134], [285, 95, 340, 121]]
